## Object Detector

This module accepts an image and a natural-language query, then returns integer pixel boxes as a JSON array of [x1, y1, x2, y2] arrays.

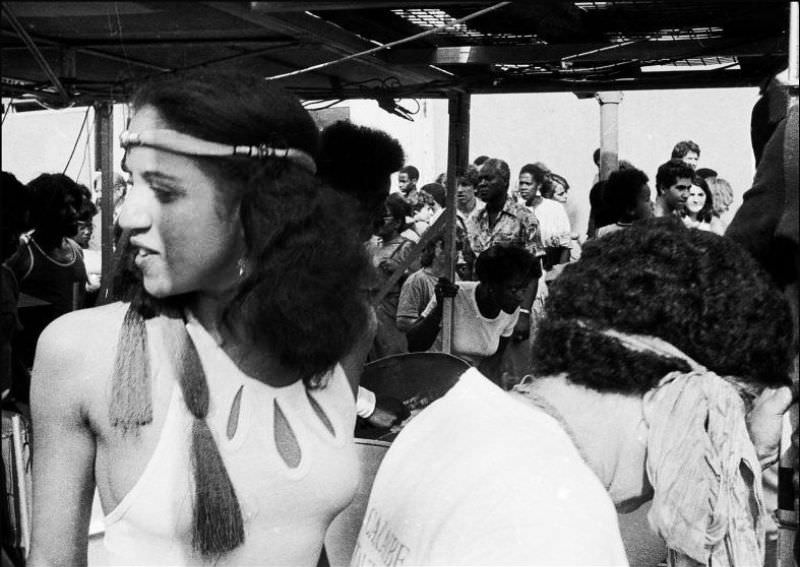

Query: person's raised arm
[[28, 317, 97, 567]]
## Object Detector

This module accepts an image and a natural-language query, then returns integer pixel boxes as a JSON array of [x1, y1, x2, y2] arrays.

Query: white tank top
[[103, 313, 360, 565]]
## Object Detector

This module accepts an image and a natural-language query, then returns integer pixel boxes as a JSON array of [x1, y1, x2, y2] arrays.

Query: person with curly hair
[[27, 70, 374, 565], [353, 217, 794, 566], [596, 167, 652, 238]]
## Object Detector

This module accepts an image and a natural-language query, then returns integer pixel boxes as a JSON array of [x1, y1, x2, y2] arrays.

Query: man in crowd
[[653, 158, 694, 218], [671, 139, 701, 170], [398, 165, 420, 209], [465, 158, 543, 362]]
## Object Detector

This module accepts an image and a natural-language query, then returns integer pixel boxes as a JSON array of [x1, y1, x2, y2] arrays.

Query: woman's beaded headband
[[119, 129, 317, 174]]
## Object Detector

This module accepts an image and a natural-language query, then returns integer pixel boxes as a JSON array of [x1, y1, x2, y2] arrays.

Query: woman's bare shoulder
[[32, 302, 130, 397], [39, 301, 129, 351]]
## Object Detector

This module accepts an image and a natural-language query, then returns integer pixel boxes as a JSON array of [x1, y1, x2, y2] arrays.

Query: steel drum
[[355, 352, 471, 441]]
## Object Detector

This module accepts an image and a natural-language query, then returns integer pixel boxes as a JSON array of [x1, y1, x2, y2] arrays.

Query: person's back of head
[[540, 173, 569, 200], [532, 217, 792, 393], [707, 177, 733, 217], [317, 120, 404, 235], [695, 167, 718, 181], [655, 158, 695, 191], [385, 192, 412, 225], [420, 182, 446, 209], [670, 140, 701, 159], [602, 168, 651, 224], [1, 171, 30, 260], [473, 155, 490, 168], [475, 244, 540, 287]]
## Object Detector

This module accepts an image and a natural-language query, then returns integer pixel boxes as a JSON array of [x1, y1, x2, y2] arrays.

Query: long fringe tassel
[[178, 319, 245, 557], [109, 305, 153, 431]]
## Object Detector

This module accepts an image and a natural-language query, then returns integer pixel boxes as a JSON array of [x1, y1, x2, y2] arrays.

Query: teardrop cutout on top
[[226, 385, 244, 440], [274, 399, 302, 468], [306, 391, 335, 437]]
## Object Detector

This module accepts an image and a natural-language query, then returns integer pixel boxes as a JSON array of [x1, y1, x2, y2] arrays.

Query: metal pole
[[11, 414, 30, 557], [595, 91, 622, 181], [94, 102, 115, 302], [444, 91, 470, 354], [788, 1, 799, 109]]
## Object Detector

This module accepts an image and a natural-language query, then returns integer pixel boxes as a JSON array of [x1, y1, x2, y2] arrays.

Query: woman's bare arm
[[28, 315, 98, 567]]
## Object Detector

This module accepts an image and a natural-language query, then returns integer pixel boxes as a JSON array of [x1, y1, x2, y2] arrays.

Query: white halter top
[[102, 313, 360, 565]]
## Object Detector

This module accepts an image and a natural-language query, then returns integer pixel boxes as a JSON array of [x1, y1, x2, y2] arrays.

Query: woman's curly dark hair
[[531, 217, 792, 394], [124, 69, 370, 384]]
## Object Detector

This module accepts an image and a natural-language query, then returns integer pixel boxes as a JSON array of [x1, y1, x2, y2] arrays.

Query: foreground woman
[[28, 70, 372, 565], [353, 218, 793, 566]]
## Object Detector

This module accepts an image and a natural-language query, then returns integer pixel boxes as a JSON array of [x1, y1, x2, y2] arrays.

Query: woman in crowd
[[707, 176, 734, 229], [28, 70, 373, 565], [682, 176, 724, 234], [368, 193, 416, 319], [406, 244, 540, 384], [354, 218, 793, 566], [3, 173, 89, 378], [532, 172, 572, 271], [517, 162, 549, 207]]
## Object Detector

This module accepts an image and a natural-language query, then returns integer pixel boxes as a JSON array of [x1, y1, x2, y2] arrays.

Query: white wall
[[3, 87, 761, 237], [340, 87, 761, 236]]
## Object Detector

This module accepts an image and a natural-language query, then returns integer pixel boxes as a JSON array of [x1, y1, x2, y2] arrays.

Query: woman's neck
[[188, 291, 299, 387]]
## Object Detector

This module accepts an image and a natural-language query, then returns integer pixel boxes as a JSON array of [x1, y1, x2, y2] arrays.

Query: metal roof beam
[[203, 2, 448, 84], [384, 37, 786, 65], [250, 1, 490, 12]]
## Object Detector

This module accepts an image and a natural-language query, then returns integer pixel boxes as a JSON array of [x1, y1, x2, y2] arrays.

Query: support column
[[443, 91, 470, 354], [94, 101, 115, 303], [595, 91, 623, 181], [788, 1, 799, 109]]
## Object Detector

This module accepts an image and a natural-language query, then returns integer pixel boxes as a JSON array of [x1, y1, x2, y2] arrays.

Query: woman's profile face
[[118, 105, 243, 298], [685, 185, 706, 215]]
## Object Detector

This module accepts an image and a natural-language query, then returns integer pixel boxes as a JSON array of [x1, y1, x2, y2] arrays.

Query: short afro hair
[[399, 165, 419, 181], [602, 168, 649, 223], [531, 217, 792, 394], [318, 121, 404, 208]]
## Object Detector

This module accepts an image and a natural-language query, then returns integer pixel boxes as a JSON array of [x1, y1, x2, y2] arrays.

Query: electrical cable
[[63, 105, 91, 174], [264, 1, 511, 81], [2, 98, 14, 124]]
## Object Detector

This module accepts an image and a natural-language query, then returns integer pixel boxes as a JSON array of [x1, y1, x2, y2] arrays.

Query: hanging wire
[[2, 98, 14, 124], [264, 1, 511, 81], [76, 111, 93, 183], [63, 105, 91, 174]]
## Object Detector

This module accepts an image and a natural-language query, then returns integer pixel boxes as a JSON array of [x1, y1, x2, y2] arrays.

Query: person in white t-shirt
[[406, 244, 540, 383], [352, 218, 795, 567]]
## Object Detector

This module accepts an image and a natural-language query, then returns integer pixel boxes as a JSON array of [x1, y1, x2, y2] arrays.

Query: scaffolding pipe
[[443, 92, 470, 354]]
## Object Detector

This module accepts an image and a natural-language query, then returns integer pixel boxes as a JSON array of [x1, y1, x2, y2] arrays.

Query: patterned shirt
[[465, 197, 545, 258]]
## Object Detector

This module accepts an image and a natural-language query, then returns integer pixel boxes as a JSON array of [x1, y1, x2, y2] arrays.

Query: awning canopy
[[1, 1, 791, 108]]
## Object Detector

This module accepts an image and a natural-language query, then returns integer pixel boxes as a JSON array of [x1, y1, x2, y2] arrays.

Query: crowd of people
[[0, 66, 796, 567]]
